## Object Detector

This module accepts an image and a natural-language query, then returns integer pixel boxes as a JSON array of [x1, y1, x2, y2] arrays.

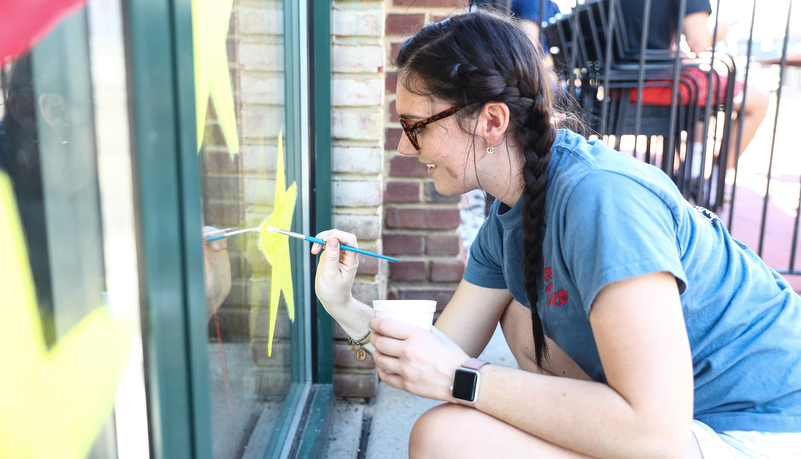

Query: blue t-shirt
[[464, 129, 801, 433], [511, 0, 561, 24]]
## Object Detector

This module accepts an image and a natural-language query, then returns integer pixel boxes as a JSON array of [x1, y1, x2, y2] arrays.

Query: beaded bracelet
[[347, 330, 371, 361]]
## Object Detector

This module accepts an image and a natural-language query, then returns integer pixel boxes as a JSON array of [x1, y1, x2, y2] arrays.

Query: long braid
[[396, 9, 557, 368], [520, 89, 556, 368]]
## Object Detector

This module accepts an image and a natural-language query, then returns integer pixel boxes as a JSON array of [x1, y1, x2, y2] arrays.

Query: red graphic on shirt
[[543, 260, 568, 309]]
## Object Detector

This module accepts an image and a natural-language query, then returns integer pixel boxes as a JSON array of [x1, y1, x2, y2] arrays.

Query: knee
[[745, 87, 769, 120], [409, 404, 475, 458]]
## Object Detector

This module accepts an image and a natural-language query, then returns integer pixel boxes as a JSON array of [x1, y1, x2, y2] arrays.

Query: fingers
[[312, 229, 359, 267], [203, 226, 227, 252], [369, 317, 423, 342], [313, 229, 358, 252]]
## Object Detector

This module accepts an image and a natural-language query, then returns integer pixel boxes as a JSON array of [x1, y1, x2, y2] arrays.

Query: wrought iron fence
[[533, 0, 800, 280]]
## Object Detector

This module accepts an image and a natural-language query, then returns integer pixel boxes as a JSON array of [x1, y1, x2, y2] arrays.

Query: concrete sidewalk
[[321, 324, 516, 459]]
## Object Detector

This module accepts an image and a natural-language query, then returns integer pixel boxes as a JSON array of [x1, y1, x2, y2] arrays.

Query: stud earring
[[486, 145, 495, 155]]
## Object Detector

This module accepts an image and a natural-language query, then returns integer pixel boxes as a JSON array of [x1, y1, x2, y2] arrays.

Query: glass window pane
[[1, 3, 144, 458], [196, 0, 307, 455]]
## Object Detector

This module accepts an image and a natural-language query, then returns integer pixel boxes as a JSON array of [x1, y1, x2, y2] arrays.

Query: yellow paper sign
[[0, 172, 132, 459], [193, 0, 238, 157], [255, 132, 297, 356]]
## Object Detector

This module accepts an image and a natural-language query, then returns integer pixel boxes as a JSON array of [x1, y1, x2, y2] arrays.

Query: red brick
[[385, 181, 420, 203], [357, 253, 380, 275], [333, 322, 349, 340], [386, 71, 398, 93], [430, 259, 465, 282], [203, 175, 239, 197], [334, 370, 378, 398], [334, 342, 376, 369], [202, 150, 239, 174], [386, 13, 426, 36], [426, 181, 461, 203], [431, 15, 450, 23], [207, 307, 250, 339], [203, 202, 240, 227], [388, 155, 427, 177], [385, 128, 404, 151], [426, 234, 461, 255], [384, 234, 424, 255], [390, 42, 403, 63], [394, 0, 468, 6], [396, 288, 456, 311], [389, 99, 399, 122], [385, 207, 461, 230], [390, 261, 427, 281]]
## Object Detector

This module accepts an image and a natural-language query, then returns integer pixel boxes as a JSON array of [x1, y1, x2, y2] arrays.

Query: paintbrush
[[265, 226, 398, 262], [205, 226, 398, 262], [205, 227, 259, 242]]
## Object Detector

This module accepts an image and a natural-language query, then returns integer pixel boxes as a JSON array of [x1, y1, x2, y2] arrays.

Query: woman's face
[[395, 85, 479, 196]]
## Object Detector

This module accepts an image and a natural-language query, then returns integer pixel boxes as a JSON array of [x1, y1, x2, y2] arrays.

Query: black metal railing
[[540, 0, 799, 277]]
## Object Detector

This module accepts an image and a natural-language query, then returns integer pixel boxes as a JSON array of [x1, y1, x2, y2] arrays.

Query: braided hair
[[396, 9, 557, 368]]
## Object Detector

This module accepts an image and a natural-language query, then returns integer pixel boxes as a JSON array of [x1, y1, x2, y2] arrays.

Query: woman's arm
[[313, 229, 514, 357], [372, 271, 694, 459], [479, 271, 694, 458], [312, 230, 377, 352], [434, 280, 513, 357]]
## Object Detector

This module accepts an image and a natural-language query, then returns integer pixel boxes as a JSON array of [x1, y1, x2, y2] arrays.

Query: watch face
[[451, 368, 478, 402]]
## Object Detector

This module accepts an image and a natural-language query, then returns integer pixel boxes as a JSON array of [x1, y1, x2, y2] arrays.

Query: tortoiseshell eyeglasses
[[399, 105, 463, 151]]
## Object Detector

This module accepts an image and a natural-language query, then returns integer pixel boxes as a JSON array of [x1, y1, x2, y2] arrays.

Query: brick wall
[[382, 0, 470, 315], [330, 0, 386, 397], [330, 0, 471, 398], [203, 0, 473, 400]]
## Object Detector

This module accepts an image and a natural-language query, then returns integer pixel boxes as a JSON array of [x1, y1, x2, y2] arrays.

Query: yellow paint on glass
[[0, 173, 132, 459], [255, 132, 297, 356], [192, 0, 238, 156]]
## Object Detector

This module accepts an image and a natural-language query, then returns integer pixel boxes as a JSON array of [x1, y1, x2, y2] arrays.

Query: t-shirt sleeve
[[685, 0, 712, 16], [560, 171, 687, 316], [464, 216, 508, 289]]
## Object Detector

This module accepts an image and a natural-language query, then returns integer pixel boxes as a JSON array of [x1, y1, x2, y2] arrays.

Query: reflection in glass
[[0, 7, 125, 458], [1, 8, 103, 349], [197, 1, 295, 456]]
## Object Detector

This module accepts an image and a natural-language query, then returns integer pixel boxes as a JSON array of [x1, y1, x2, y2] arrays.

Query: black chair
[[542, 0, 737, 210]]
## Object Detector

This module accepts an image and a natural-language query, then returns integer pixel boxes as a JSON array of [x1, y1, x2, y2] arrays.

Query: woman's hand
[[203, 226, 232, 320], [370, 317, 470, 402], [312, 229, 360, 318]]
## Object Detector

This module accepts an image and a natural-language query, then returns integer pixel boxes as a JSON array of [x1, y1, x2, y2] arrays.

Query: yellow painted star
[[255, 132, 297, 356], [0, 173, 131, 458], [192, 0, 238, 156]]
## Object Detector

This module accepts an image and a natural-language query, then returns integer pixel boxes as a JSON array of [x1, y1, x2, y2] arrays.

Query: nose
[[397, 131, 419, 156]]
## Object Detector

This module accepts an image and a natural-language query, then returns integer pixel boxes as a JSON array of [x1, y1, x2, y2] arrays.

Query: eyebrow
[[397, 112, 425, 121]]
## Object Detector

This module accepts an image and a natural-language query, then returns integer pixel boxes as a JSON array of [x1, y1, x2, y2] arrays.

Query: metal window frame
[[124, 0, 334, 456]]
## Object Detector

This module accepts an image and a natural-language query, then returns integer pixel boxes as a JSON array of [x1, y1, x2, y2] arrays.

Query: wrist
[[450, 358, 489, 407]]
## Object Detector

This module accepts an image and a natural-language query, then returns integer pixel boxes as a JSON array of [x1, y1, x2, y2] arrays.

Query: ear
[[38, 93, 70, 137], [7, 93, 39, 139], [477, 101, 510, 147]]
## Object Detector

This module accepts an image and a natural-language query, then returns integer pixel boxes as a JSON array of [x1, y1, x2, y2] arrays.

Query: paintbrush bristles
[[266, 226, 305, 240]]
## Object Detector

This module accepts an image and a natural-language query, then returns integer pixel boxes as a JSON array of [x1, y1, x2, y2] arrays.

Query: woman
[[313, 10, 801, 458]]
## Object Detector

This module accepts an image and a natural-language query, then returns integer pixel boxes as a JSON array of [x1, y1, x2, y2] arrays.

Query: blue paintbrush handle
[[206, 234, 227, 242], [305, 236, 398, 262]]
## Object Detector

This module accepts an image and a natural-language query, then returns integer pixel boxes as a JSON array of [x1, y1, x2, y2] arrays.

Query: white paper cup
[[372, 300, 436, 330]]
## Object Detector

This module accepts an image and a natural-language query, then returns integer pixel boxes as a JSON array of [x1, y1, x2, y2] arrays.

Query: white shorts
[[691, 420, 801, 458]]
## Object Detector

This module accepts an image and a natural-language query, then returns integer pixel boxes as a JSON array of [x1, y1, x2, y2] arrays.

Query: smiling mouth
[[426, 164, 436, 169]]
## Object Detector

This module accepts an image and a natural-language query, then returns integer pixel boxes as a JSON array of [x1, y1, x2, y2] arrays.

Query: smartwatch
[[450, 358, 489, 406]]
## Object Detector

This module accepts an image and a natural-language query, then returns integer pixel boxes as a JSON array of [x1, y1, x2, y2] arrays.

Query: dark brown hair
[[396, 9, 557, 367]]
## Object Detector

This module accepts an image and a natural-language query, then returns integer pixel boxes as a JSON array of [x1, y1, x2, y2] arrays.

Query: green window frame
[[124, 0, 333, 456]]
